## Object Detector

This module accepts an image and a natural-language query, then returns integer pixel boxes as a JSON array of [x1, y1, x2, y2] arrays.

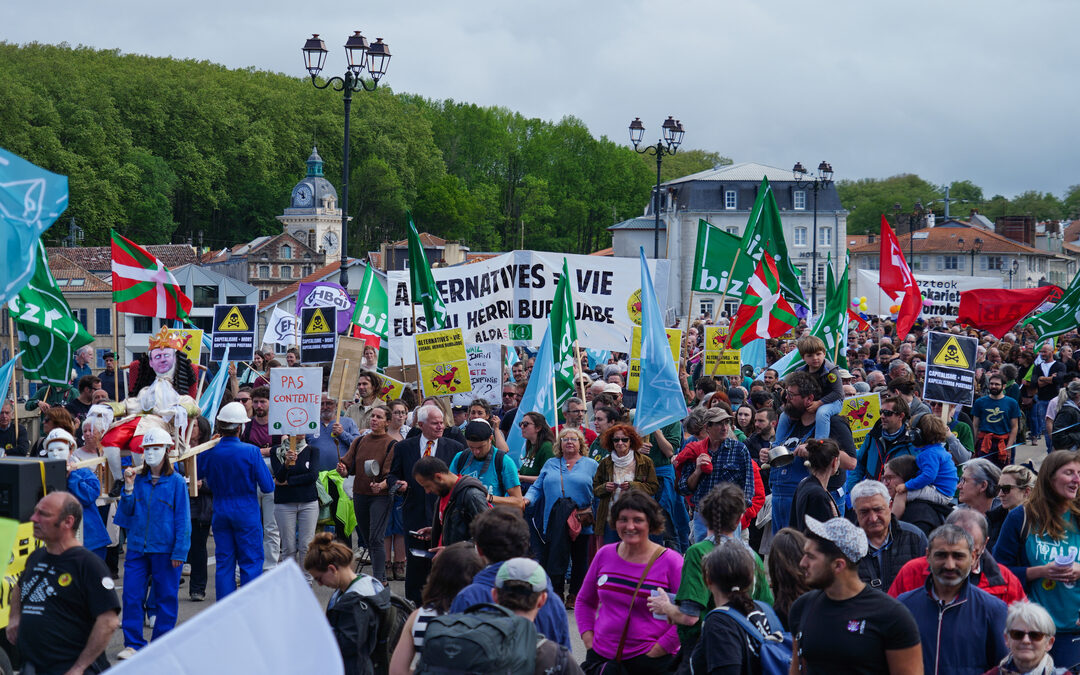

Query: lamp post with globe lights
[[629, 117, 685, 259]]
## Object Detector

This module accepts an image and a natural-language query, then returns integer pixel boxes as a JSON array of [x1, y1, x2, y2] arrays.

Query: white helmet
[[217, 401, 250, 425], [44, 428, 77, 449], [140, 428, 174, 448]]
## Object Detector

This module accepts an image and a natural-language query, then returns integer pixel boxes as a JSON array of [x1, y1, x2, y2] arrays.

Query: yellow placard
[[842, 393, 880, 447], [416, 328, 473, 397], [377, 374, 406, 402], [0, 520, 41, 626], [217, 306, 250, 332], [167, 328, 203, 364], [627, 327, 682, 391], [703, 326, 741, 376]]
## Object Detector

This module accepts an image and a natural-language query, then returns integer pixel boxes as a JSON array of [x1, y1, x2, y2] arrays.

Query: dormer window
[[281, 245, 292, 260]]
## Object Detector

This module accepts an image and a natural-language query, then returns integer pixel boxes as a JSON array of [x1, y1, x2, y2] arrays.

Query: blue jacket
[[449, 560, 571, 649], [199, 435, 275, 515], [67, 468, 110, 551], [115, 471, 192, 561], [906, 442, 958, 497], [846, 422, 917, 494], [897, 576, 1007, 675]]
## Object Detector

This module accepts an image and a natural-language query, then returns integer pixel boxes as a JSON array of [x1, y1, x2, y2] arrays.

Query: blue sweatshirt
[[905, 442, 958, 497], [449, 561, 571, 648]]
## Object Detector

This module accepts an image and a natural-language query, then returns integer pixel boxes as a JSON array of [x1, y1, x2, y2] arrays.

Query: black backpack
[[373, 593, 415, 673], [415, 603, 537, 675]]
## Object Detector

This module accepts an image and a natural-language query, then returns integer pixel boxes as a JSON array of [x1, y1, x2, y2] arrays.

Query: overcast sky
[[2, 0, 1076, 199]]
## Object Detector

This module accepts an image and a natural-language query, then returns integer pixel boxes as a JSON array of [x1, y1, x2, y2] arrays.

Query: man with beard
[[846, 396, 917, 492], [789, 516, 922, 674], [758, 371, 856, 533], [972, 373, 1021, 467], [412, 456, 489, 549], [897, 524, 1007, 675]]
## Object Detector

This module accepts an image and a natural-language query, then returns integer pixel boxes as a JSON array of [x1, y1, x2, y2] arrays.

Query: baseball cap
[[703, 408, 732, 424], [463, 419, 494, 441], [805, 515, 868, 563], [602, 383, 623, 395], [495, 557, 546, 592]]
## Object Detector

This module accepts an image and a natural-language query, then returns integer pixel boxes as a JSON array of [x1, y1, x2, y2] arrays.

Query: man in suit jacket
[[388, 403, 464, 603]]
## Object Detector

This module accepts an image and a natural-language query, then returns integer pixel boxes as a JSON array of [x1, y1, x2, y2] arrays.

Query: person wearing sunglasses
[[592, 424, 658, 544], [897, 524, 1008, 675], [987, 601, 1066, 675], [845, 395, 917, 495]]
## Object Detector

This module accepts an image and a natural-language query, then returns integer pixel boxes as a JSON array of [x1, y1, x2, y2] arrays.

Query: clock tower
[[276, 146, 348, 256]]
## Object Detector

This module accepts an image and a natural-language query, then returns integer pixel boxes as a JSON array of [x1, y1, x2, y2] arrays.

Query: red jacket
[[888, 550, 1027, 605], [674, 438, 764, 528]]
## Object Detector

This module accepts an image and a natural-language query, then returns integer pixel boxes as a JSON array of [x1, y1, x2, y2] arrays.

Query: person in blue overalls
[[200, 401, 275, 599], [114, 427, 190, 660], [44, 428, 111, 560]]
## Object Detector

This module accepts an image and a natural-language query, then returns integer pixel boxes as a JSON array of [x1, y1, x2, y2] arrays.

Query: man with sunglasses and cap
[[846, 395, 917, 495]]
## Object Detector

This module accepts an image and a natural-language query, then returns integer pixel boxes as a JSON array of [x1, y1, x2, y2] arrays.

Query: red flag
[[111, 231, 192, 319], [878, 216, 915, 301], [848, 309, 871, 331], [958, 286, 1062, 338], [727, 250, 799, 348]]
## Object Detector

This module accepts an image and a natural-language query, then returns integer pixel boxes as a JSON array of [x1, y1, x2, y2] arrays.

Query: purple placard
[[296, 282, 354, 334]]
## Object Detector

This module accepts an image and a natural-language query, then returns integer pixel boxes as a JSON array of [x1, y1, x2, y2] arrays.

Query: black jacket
[[327, 575, 391, 675], [431, 475, 490, 547], [0, 423, 29, 457], [1052, 399, 1080, 450], [387, 434, 463, 531], [857, 515, 928, 591]]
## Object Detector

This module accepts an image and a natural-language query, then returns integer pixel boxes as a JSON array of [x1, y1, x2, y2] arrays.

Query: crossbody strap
[[615, 546, 666, 662]]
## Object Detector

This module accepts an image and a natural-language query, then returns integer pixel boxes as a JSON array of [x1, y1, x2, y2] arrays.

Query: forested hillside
[[0, 42, 724, 255]]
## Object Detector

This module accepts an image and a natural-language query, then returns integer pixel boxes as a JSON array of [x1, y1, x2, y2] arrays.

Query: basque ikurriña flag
[[111, 230, 192, 320], [727, 248, 799, 349]]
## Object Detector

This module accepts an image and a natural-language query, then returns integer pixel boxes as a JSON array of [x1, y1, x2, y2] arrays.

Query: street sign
[[923, 331, 978, 406], [268, 366, 322, 437], [301, 306, 337, 363], [211, 304, 256, 362]]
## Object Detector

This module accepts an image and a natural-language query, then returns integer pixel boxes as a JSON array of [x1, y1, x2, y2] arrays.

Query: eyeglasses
[[999, 485, 1021, 494], [880, 410, 899, 418], [1007, 629, 1047, 642], [518, 421, 533, 428], [612, 437, 631, 444]]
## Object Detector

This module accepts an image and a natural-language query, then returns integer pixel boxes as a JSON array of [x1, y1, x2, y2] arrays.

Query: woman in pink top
[[575, 489, 682, 674]]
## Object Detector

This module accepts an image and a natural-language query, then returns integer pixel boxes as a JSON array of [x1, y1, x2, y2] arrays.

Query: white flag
[[267, 306, 300, 347]]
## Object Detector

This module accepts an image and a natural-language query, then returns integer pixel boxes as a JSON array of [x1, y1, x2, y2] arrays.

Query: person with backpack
[[690, 539, 785, 675], [449, 420, 524, 508], [490, 558, 585, 675], [305, 532, 393, 675], [338, 404, 397, 584]]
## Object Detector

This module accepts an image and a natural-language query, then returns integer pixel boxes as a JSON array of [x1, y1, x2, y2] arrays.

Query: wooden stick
[[8, 315, 17, 445], [552, 371, 560, 438], [573, 340, 587, 403], [112, 306, 121, 401], [287, 435, 298, 467], [70, 455, 107, 470], [334, 359, 350, 461], [410, 303, 423, 397], [194, 366, 208, 402], [175, 437, 221, 462]]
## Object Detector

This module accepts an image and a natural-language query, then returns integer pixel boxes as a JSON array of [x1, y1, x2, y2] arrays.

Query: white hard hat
[[217, 401, 250, 425], [141, 428, 174, 448], [44, 428, 77, 448]]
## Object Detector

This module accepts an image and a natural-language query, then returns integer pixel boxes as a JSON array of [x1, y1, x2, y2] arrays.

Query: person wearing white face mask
[[113, 428, 191, 660], [45, 428, 111, 560]]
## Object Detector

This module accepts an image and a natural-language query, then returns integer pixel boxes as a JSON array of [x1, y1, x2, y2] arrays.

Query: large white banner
[[389, 251, 669, 364], [855, 270, 1002, 321]]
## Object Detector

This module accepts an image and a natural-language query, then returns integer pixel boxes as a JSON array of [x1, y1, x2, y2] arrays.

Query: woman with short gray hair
[[959, 458, 1006, 545], [984, 601, 1065, 675]]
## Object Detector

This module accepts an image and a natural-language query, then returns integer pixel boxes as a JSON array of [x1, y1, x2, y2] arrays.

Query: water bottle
[[650, 588, 672, 621]]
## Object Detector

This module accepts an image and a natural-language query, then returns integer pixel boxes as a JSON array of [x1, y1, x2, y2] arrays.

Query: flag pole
[[573, 340, 587, 403], [410, 302, 423, 396], [8, 315, 17, 446], [112, 306, 121, 401], [552, 370, 560, 438]]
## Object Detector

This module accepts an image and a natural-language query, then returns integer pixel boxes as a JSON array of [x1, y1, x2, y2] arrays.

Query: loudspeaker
[[0, 458, 68, 522]]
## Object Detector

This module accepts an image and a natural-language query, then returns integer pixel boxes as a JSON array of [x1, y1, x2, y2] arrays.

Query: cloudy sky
[[2, 0, 1076, 198]]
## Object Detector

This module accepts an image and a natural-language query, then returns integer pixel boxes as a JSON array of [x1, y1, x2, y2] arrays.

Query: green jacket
[[317, 470, 357, 536], [592, 452, 659, 530]]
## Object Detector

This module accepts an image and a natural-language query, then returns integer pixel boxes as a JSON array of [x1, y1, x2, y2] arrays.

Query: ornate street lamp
[[629, 117, 685, 258]]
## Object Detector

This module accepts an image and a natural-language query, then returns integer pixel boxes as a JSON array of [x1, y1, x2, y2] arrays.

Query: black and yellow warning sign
[[923, 331, 977, 406], [301, 306, 337, 363], [211, 304, 257, 362]]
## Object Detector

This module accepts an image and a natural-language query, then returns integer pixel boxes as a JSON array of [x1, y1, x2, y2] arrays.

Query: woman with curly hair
[[592, 424, 659, 544], [994, 450, 1080, 665]]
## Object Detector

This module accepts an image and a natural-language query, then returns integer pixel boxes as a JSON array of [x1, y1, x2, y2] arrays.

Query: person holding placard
[[338, 404, 396, 584], [271, 435, 320, 578]]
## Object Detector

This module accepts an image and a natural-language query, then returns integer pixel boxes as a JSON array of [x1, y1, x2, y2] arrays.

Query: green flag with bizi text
[[691, 219, 756, 299], [550, 258, 578, 405], [1023, 268, 1080, 342], [406, 214, 448, 331]]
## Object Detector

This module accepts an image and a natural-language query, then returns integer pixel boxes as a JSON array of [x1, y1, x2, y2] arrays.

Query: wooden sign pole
[[334, 359, 350, 462]]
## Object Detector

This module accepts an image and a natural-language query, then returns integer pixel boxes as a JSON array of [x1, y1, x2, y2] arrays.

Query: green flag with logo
[[691, 219, 756, 299], [740, 177, 808, 310], [348, 264, 390, 369], [406, 214, 448, 331], [7, 242, 93, 386], [1023, 269, 1080, 342], [772, 254, 850, 376], [550, 258, 578, 405]]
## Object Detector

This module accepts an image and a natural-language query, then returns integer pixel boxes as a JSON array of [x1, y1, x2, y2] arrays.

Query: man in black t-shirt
[[789, 516, 922, 675], [7, 492, 121, 674]]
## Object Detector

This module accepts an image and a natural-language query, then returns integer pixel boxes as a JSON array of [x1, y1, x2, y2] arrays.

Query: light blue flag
[[506, 347, 520, 383], [586, 348, 611, 370], [740, 338, 766, 379], [0, 352, 23, 405], [634, 248, 688, 437], [0, 149, 68, 304], [199, 346, 231, 425], [505, 324, 558, 466]]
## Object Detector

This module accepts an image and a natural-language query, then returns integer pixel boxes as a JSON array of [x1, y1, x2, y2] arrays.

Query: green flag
[[349, 264, 390, 369], [406, 214, 448, 331], [773, 255, 851, 376], [7, 242, 93, 386], [691, 219, 755, 298], [740, 177, 809, 309], [1023, 269, 1080, 342], [550, 258, 578, 404]]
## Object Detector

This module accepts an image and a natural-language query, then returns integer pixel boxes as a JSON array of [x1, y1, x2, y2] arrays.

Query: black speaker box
[[0, 457, 68, 522]]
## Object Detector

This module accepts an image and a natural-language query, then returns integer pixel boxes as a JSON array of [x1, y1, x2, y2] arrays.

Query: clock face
[[293, 184, 314, 207], [322, 231, 340, 254]]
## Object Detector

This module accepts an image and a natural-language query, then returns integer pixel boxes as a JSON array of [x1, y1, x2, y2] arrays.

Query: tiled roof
[[388, 232, 449, 248], [48, 253, 111, 292], [849, 223, 1050, 256], [590, 247, 614, 256], [48, 244, 198, 273], [608, 217, 661, 231], [259, 260, 343, 310], [661, 161, 798, 186]]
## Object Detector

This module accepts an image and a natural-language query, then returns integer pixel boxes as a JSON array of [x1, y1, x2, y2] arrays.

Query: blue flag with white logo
[[506, 324, 558, 466], [634, 248, 688, 436], [0, 352, 22, 406], [0, 149, 68, 304], [199, 346, 231, 425]]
